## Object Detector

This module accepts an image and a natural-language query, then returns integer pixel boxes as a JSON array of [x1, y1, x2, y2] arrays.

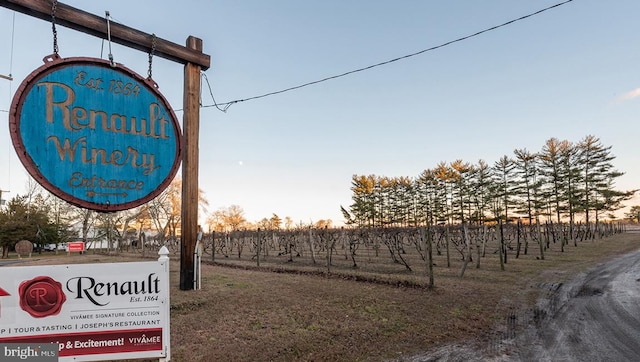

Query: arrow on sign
[[0, 286, 10, 318]]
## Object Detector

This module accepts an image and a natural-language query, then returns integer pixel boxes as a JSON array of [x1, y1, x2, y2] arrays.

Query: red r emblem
[[18, 276, 66, 318]]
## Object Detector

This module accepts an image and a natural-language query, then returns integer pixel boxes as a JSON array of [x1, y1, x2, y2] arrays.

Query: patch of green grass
[[249, 320, 263, 330], [449, 307, 464, 318]]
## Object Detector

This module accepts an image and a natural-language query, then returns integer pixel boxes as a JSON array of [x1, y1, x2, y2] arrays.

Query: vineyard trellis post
[[308, 227, 316, 264], [537, 218, 545, 260], [342, 227, 348, 260], [421, 227, 434, 288], [212, 231, 216, 262], [476, 226, 482, 269], [482, 224, 488, 257], [325, 228, 331, 275], [515, 220, 522, 258], [498, 221, 505, 271], [256, 228, 261, 267], [445, 226, 451, 268], [459, 224, 471, 278]]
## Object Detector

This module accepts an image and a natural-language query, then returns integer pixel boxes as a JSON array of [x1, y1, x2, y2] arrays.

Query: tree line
[[1, 135, 636, 258], [0, 179, 327, 257], [342, 135, 636, 228], [205, 205, 334, 233], [0, 179, 202, 257]]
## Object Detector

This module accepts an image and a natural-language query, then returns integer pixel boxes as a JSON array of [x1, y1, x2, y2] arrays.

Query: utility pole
[[1, 0, 210, 290], [1, 69, 11, 209], [2, 69, 12, 207], [0, 189, 9, 206]]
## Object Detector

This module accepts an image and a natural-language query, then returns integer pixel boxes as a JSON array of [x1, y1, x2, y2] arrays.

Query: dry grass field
[[8, 231, 640, 361]]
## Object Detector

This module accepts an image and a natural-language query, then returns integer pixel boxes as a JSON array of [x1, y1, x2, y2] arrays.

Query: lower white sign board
[[0, 249, 171, 361]]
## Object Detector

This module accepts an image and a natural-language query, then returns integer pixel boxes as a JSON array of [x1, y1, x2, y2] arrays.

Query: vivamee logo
[[18, 276, 66, 318], [129, 334, 161, 347], [65, 273, 160, 306]]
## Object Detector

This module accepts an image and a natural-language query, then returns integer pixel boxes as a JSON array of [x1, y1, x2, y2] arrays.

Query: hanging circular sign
[[9, 55, 182, 212]]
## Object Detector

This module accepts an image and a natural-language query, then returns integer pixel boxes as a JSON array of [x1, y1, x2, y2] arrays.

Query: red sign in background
[[67, 242, 85, 252]]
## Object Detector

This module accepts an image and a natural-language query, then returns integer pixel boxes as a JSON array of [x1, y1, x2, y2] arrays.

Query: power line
[[201, 72, 229, 112], [202, 0, 575, 112]]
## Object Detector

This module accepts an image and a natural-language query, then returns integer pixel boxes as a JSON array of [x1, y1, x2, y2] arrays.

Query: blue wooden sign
[[9, 56, 182, 211]]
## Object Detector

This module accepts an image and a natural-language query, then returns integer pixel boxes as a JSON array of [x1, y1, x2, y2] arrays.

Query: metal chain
[[105, 11, 115, 67], [51, 0, 59, 55], [147, 34, 157, 79]]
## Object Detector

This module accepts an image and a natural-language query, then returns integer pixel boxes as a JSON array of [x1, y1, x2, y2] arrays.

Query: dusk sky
[[1, 0, 639, 225]]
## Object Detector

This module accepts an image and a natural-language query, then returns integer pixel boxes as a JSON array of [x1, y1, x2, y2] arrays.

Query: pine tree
[[492, 155, 516, 223]]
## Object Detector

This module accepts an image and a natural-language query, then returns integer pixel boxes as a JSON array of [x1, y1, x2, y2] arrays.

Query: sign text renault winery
[[9, 56, 182, 211]]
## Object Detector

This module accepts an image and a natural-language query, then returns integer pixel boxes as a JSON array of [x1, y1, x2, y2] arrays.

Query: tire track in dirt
[[403, 249, 640, 362], [516, 249, 640, 361]]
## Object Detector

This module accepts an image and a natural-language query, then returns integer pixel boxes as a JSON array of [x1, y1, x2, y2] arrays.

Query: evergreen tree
[[539, 138, 571, 222], [0, 195, 55, 258], [468, 160, 493, 224], [576, 135, 627, 224], [492, 155, 516, 222], [513, 148, 542, 223], [450, 160, 473, 224], [349, 174, 377, 226]]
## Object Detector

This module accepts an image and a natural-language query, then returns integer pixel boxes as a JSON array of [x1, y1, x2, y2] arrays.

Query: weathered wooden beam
[[0, 0, 211, 69], [180, 36, 202, 291]]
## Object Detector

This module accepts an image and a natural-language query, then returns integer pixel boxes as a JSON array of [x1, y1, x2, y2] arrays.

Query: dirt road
[[408, 248, 640, 362], [515, 248, 640, 361]]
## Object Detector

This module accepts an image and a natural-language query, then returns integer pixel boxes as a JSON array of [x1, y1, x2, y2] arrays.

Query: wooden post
[[325, 229, 331, 276], [476, 226, 482, 269], [498, 220, 505, 271], [179, 36, 203, 290], [421, 227, 434, 289], [515, 220, 521, 259], [211, 231, 215, 262], [256, 228, 261, 267], [459, 224, 471, 278], [308, 226, 316, 264], [0, 0, 210, 69], [342, 227, 348, 260], [445, 226, 451, 268], [481, 224, 487, 257], [537, 219, 545, 260]]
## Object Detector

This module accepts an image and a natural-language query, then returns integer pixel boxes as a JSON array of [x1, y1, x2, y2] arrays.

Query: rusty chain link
[[51, 0, 59, 55], [148, 34, 157, 79]]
